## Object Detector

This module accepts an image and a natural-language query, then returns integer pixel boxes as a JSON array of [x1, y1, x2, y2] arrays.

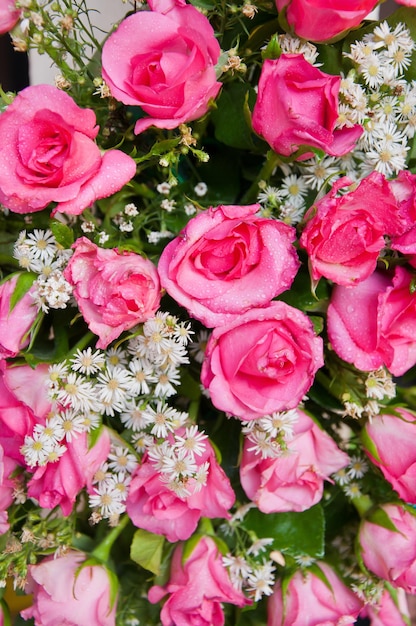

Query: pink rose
[[64, 237, 161, 349], [0, 362, 51, 462], [101, 0, 221, 134], [276, 0, 379, 42], [27, 428, 111, 516], [148, 537, 249, 626], [21, 551, 117, 626], [300, 173, 402, 285], [0, 443, 18, 534], [240, 409, 349, 512], [201, 303, 324, 420], [360, 589, 410, 626], [0, 85, 136, 215], [359, 503, 416, 593], [158, 204, 299, 327], [395, 0, 416, 5], [0, 274, 39, 358], [0, 0, 20, 34], [327, 266, 416, 376], [363, 409, 416, 504], [252, 54, 363, 159], [126, 432, 235, 542], [390, 171, 416, 268], [268, 562, 363, 626]]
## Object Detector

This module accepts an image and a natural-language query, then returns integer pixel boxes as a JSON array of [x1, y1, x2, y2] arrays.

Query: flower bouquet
[[2, 0, 416, 624]]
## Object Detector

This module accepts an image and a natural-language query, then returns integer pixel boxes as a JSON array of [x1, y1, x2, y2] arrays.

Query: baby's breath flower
[[194, 182, 208, 197]]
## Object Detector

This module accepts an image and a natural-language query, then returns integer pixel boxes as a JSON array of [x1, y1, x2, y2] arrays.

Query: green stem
[[351, 494, 374, 518], [240, 150, 281, 204], [91, 515, 129, 563]]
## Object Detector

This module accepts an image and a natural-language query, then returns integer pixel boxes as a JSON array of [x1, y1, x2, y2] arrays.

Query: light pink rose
[[240, 409, 349, 512], [360, 589, 410, 626], [268, 562, 363, 626], [101, 0, 221, 134], [27, 428, 110, 516], [158, 204, 299, 327], [395, 0, 416, 5], [363, 409, 416, 504], [64, 237, 161, 349], [300, 173, 402, 285], [0, 84, 136, 215], [0, 274, 39, 358], [0, 362, 51, 462], [252, 54, 363, 159], [359, 503, 416, 593], [148, 537, 249, 626], [327, 266, 416, 376], [201, 303, 323, 420], [0, 0, 20, 33], [126, 432, 235, 542], [21, 551, 117, 626], [276, 0, 379, 42]]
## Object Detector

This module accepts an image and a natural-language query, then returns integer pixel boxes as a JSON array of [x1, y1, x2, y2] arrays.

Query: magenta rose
[[268, 562, 363, 626], [276, 0, 379, 42], [27, 428, 111, 516], [0, 274, 39, 358], [0, 0, 20, 34], [158, 204, 299, 327], [64, 237, 161, 349], [363, 409, 416, 504], [101, 0, 221, 134], [359, 503, 416, 593], [126, 433, 235, 542], [148, 537, 249, 626], [201, 303, 323, 420], [300, 173, 402, 285], [240, 410, 349, 513], [252, 54, 363, 159], [0, 84, 136, 215], [21, 551, 116, 626], [327, 266, 416, 376]]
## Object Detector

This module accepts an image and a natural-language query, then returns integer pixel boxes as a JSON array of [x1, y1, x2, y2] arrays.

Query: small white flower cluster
[[350, 572, 385, 606], [241, 409, 299, 459], [278, 34, 320, 67], [223, 539, 276, 602], [13, 229, 73, 312], [21, 313, 193, 472], [341, 21, 416, 177], [145, 424, 210, 499], [365, 368, 396, 400], [334, 454, 369, 499], [89, 440, 138, 521]]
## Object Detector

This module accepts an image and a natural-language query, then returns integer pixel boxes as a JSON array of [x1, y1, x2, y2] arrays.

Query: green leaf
[[130, 529, 165, 575], [366, 506, 400, 533], [211, 82, 257, 150], [244, 504, 325, 559], [50, 220, 74, 249], [9, 272, 37, 311]]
